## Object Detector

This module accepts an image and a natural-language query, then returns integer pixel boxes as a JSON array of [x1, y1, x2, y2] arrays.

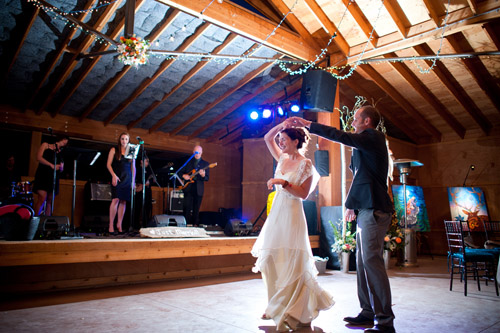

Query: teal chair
[[444, 220, 498, 296]]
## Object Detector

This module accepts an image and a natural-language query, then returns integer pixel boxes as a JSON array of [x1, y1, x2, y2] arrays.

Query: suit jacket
[[310, 123, 393, 213], [180, 157, 209, 196]]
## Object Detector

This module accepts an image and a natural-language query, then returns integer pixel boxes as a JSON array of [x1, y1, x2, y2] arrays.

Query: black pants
[[183, 192, 203, 226]]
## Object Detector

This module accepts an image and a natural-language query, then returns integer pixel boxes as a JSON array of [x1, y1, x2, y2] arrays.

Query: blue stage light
[[262, 108, 272, 119], [249, 110, 259, 120], [277, 106, 284, 117], [290, 104, 300, 113]]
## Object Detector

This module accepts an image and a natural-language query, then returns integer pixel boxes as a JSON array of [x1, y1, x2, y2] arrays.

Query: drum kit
[[8, 181, 34, 206]]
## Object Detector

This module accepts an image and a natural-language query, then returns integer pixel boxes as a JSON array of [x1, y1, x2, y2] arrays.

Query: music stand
[[394, 159, 423, 267]]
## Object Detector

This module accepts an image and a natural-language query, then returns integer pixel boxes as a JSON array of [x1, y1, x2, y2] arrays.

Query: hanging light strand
[[413, 0, 451, 73]]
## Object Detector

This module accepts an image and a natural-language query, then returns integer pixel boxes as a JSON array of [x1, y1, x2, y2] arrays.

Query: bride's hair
[[281, 127, 310, 152]]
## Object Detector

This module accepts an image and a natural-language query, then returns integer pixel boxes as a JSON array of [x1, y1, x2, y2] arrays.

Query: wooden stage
[[0, 235, 320, 294]]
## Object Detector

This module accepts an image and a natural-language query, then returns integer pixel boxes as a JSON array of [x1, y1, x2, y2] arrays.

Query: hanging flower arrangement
[[117, 35, 151, 67]]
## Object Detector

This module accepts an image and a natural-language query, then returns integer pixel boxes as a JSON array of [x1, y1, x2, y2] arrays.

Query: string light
[[25, 0, 500, 77]]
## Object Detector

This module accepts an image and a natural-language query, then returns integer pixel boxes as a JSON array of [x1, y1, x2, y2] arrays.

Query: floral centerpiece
[[331, 220, 356, 253], [384, 213, 403, 251], [117, 35, 151, 67]]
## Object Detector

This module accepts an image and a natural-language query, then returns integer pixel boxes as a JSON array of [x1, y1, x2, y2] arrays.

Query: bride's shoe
[[261, 313, 271, 320]]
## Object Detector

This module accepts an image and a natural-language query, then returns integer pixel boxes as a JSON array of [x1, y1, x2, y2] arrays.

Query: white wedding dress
[[251, 155, 334, 331]]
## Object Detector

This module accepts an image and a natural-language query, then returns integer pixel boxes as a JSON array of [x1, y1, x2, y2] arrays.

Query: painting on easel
[[391, 185, 430, 232], [447, 187, 489, 230]]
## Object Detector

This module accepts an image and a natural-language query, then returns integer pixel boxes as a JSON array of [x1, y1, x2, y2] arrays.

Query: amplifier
[[224, 219, 253, 236], [170, 191, 183, 212], [90, 183, 112, 201], [154, 215, 187, 227]]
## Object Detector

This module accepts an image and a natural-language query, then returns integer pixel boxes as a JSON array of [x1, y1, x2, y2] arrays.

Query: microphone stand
[[49, 130, 57, 216], [462, 164, 475, 187], [168, 154, 194, 214]]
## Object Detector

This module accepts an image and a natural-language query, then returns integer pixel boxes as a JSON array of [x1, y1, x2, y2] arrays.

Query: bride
[[251, 122, 334, 331]]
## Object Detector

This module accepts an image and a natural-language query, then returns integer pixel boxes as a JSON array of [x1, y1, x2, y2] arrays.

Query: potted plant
[[331, 220, 356, 273]]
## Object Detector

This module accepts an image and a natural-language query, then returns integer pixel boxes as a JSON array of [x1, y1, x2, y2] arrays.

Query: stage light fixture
[[249, 110, 259, 120], [277, 105, 285, 117], [262, 108, 272, 119], [290, 104, 300, 113]]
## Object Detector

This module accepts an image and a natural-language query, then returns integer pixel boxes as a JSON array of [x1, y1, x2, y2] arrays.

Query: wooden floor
[[0, 233, 320, 294]]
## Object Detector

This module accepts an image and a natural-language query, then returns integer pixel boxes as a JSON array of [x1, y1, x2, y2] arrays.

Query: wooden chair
[[444, 220, 498, 296], [484, 220, 500, 249]]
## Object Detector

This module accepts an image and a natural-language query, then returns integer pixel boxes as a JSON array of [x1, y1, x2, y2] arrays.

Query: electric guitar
[[177, 162, 217, 190]]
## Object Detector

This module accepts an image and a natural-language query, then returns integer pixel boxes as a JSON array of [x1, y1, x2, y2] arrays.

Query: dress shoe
[[364, 324, 396, 332], [343, 314, 374, 326]]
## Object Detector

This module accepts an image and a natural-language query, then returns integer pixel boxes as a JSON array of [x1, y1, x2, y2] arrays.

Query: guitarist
[[180, 145, 210, 227]]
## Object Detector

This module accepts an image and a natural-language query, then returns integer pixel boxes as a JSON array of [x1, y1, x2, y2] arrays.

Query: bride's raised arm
[[264, 122, 285, 161]]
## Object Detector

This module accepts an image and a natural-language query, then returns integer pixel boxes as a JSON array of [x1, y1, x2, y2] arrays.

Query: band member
[[33, 136, 69, 216], [180, 145, 209, 226], [107, 133, 136, 234], [0, 154, 21, 201]]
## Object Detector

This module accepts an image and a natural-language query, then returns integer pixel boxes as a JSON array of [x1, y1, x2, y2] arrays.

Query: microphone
[[462, 164, 475, 187], [194, 151, 200, 155], [136, 136, 144, 144], [90, 152, 101, 166]]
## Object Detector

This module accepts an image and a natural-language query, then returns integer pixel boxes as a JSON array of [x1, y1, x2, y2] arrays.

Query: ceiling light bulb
[[217, 0, 223, 3], [169, 35, 175, 42], [181, 25, 187, 32]]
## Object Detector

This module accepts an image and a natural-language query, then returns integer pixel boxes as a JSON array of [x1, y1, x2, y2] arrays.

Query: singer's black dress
[[111, 154, 133, 202], [33, 146, 62, 195]]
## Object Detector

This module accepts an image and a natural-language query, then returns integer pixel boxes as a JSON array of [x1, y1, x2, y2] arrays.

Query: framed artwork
[[447, 187, 489, 230], [391, 185, 430, 232]]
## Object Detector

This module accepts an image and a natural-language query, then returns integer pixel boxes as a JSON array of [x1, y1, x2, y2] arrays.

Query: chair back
[[444, 220, 466, 257], [483, 220, 500, 244]]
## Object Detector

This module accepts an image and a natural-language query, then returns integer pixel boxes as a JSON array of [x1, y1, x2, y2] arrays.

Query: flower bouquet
[[384, 213, 403, 251], [331, 220, 356, 253], [117, 35, 151, 67]]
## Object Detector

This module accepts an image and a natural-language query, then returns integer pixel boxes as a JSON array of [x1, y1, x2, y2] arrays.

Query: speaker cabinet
[[300, 70, 337, 112], [314, 150, 330, 177], [153, 215, 186, 227], [170, 190, 183, 212]]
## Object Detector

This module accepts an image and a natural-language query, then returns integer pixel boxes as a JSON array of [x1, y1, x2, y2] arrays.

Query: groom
[[287, 105, 395, 333]]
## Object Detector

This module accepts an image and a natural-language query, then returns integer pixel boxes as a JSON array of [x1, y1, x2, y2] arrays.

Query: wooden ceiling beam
[[170, 54, 281, 136], [25, 0, 97, 111], [159, 0, 316, 61], [345, 2, 500, 64], [467, 0, 479, 15], [302, 0, 349, 56], [421, 0, 442, 27], [358, 64, 442, 142], [446, 32, 500, 112], [101, 22, 212, 126], [413, 43, 491, 135], [35, 0, 123, 115], [482, 22, 500, 49], [197, 66, 298, 141], [53, 0, 148, 116], [244, 0, 293, 31], [267, 0, 322, 50], [383, 0, 411, 38], [343, 71, 422, 144], [149, 43, 268, 133], [1, 5, 39, 90], [383, 52, 466, 139], [340, 0, 379, 47]]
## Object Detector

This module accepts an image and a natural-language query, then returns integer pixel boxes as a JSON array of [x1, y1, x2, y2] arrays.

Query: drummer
[[0, 154, 21, 201]]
